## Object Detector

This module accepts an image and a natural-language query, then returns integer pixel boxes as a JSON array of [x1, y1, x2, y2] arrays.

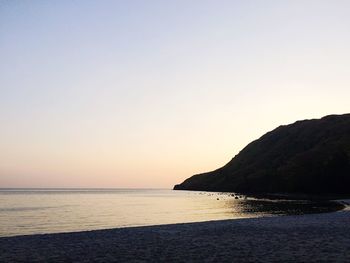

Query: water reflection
[[0, 189, 344, 237]]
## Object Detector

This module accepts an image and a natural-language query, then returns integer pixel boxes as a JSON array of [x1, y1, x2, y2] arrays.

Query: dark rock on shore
[[174, 114, 350, 195]]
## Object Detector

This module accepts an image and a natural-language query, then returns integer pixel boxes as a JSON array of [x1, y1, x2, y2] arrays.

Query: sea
[[0, 188, 339, 237]]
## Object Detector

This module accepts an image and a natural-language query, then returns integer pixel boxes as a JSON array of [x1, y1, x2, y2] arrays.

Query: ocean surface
[[0, 189, 339, 237]]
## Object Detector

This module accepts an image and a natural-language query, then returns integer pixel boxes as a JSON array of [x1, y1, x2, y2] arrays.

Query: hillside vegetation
[[174, 114, 350, 195]]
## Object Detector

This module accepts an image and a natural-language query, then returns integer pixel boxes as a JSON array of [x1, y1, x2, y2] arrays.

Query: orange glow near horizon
[[1, 1, 350, 188]]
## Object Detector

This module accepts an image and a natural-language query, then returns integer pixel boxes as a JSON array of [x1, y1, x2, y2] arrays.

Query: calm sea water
[[0, 189, 338, 237]]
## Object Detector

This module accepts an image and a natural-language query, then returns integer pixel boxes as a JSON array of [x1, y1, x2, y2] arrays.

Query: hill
[[174, 114, 350, 195]]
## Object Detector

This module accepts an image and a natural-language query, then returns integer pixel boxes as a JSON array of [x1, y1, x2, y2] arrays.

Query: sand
[[1, 209, 350, 262]]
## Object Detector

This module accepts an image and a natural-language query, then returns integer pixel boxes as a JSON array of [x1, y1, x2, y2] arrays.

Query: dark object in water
[[236, 199, 345, 216]]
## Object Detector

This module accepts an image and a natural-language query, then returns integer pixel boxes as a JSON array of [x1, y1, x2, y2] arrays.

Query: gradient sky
[[1, 0, 350, 188]]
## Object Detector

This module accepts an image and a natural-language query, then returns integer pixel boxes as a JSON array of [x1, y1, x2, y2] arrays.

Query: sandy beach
[[1, 208, 350, 262]]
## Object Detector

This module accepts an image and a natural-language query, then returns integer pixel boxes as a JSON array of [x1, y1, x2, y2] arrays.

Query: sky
[[1, 0, 349, 188]]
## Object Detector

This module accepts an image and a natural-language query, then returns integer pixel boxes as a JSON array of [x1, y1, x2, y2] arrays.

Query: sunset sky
[[1, 0, 350, 188]]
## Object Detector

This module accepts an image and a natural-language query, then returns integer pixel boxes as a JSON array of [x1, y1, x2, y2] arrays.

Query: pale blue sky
[[1, 1, 350, 188]]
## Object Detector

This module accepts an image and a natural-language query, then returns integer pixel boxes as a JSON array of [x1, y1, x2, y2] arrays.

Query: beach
[[1, 208, 349, 262]]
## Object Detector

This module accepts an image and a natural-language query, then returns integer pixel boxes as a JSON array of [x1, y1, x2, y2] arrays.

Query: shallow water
[[0, 189, 340, 237]]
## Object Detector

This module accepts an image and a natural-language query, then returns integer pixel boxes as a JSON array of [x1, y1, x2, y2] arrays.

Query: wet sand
[[1, 208, 350, 262]]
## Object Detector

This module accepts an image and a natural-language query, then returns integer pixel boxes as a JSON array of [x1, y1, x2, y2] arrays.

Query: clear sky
[[1, 0, 349, 188]]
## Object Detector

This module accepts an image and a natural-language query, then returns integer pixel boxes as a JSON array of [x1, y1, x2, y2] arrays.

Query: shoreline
[[1, 208, 350, 262], [176, 188, 350, 201], [1, 197, 346, 239]]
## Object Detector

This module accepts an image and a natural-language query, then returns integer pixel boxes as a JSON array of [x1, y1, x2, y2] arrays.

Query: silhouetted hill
[[174, 114, 350, 195]]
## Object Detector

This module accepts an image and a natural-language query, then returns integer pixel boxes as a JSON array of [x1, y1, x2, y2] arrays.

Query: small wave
[[0, 206, 57, 212]]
